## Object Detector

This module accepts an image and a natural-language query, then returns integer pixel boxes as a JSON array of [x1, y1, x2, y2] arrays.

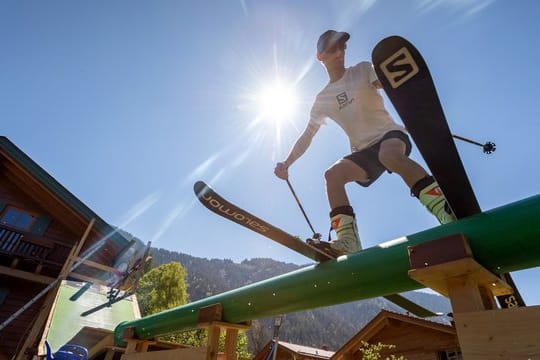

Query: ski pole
[[285, 179, 320, 239], [452, 134, 496, 154]]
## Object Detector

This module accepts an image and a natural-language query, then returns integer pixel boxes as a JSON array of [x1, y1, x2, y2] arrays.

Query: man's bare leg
[[379, 138, 456, 224], [323, 158, 367, 253]]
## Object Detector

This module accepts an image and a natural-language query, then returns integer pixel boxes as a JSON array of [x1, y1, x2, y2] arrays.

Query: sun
[[255, 80, 298, 124]]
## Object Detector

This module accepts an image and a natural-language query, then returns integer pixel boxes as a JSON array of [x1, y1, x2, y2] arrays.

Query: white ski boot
[[329, 213, 361, 254]]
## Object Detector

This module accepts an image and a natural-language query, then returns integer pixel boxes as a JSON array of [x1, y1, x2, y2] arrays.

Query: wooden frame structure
[[115, 304, 250, 360], [407, 233, 540, 358]]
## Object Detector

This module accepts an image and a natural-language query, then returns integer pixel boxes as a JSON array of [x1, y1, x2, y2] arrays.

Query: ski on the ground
[[372, 35, 524, 308], [194, 180, 439, 317]]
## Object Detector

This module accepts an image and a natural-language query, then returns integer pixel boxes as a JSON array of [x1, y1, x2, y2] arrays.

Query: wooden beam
[[70, 256, 118, 273], [0, 265, 55, 284], [60, 218, 95, 275], [20, 219, 95, 360]]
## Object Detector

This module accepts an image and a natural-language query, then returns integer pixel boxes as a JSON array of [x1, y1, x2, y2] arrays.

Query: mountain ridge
[[149, 246, 452, 351]]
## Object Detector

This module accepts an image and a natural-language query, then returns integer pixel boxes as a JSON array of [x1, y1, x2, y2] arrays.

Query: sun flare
[[255, 80, 298, 124]]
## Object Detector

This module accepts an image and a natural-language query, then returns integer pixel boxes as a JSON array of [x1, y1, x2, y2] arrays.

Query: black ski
[[372, 35, 524, 308], [194, 180, 438, 317], [194, 181, 334, 262]]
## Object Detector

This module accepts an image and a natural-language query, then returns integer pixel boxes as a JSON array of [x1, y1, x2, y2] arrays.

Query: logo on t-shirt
[[336, 92, 353, 110]]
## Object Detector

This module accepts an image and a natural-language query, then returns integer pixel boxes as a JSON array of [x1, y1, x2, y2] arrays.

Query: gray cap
[[317, 30, 350, 53]]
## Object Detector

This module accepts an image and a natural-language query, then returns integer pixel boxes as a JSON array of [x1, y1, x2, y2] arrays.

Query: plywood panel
[[454, 306, 540, 359]]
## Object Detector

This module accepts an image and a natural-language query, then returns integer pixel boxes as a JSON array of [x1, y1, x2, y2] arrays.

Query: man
[[274, 30, 455, 254]]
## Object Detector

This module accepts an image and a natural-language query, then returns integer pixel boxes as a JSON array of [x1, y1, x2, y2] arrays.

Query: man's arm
[[274, 121, 321, 179]]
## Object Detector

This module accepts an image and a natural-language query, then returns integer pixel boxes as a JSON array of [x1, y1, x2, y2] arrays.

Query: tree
[[136, 261, 250, 358], [136, 261, 188, 315], [358, 341, 406, 360]]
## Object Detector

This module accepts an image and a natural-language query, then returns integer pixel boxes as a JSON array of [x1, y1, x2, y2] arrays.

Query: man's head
[[316, 30, 350, 55]]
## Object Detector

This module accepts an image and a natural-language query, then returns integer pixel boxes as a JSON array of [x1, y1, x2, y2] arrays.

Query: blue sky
[[2, 1, 539, 305]]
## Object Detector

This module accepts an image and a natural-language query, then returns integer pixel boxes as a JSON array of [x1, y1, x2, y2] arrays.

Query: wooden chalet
[[0, 136, 133, 360], [332, 310, 461, 360]]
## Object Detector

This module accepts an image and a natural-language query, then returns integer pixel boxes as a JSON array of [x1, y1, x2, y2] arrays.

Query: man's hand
[[274, 162, 289, 180]]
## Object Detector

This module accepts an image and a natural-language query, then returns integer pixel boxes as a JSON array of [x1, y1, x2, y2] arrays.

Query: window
[[0, 206, 36, 231]]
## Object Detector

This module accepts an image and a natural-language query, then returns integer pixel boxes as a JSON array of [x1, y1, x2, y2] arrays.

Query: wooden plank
[[0, 264, 55, 284], [409, 257, 513, 301], [71, 256, 118, 273], [408, 233, 471, 269], [454, 306, 540, 359], [199, 321, 251, 331]]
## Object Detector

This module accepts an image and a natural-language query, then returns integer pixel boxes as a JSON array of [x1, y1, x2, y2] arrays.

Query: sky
[[1, 1, 539, 305]]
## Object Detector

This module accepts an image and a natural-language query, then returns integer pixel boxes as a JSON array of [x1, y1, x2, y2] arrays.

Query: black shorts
[[344, 130, 412, 187]]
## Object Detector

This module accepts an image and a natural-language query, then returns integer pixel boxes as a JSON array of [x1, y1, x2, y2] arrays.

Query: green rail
[[114, 194, 540, 345]]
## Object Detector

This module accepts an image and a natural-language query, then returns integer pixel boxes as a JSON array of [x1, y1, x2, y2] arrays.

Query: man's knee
[[324, 163, 351, 185], [379, 148, 408, 170]]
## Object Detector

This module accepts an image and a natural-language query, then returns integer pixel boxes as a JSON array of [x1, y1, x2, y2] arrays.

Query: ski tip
[[372, 35, 412, 56], [193, 180, 208, 196]]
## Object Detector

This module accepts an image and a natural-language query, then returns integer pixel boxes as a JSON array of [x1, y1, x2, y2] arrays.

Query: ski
[[194, 181, 334, 262], [372, 35, 479, 218], [372, 35, 524, 308], [194, 180, 438, 317]]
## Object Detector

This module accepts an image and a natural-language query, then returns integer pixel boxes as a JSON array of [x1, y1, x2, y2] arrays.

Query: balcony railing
[[0, 225, 69, 273]]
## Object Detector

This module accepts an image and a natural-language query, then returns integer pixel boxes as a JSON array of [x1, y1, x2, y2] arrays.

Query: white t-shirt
[[309, 61, 405, 152]]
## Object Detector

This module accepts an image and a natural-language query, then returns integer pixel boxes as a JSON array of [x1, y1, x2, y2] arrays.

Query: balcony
[[0, 224, 70, 278]]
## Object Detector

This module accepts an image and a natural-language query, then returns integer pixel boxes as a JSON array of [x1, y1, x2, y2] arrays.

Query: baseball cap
[[317, 30, 350, 53]]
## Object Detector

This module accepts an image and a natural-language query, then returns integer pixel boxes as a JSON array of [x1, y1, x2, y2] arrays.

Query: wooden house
[[0, 136, 133, 360], [332, 310, 461, 360], [253, 310, 460, 360]]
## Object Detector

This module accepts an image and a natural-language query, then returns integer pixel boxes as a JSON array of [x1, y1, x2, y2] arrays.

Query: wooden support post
[[206, 325, 220, 360], [138, 340, 156, 352], [196, 304, 250, 360], [224, 328, 239, 360], [446, 275, 486, 313]]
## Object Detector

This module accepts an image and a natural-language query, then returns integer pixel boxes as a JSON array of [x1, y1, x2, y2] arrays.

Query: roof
[[0, 136, 132, 257], [332, 310, 455, 359], [279, 341, 335, 359]]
